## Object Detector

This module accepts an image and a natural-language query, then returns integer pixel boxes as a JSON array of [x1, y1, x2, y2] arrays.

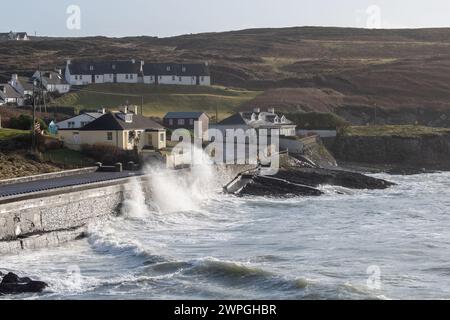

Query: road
[[0, 171, 143, 198]]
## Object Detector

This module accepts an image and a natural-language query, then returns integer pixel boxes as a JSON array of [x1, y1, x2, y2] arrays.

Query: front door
[[91, 75, 95, 83], [196, 76, 200, 85], [113, 74, 117, 83]]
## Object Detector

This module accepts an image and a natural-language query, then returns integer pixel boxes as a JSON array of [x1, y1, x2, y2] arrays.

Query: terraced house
[[65, 60, 211, 86]]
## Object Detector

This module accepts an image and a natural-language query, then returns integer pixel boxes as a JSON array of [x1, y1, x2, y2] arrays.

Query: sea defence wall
[[0, 165, 254, 255]]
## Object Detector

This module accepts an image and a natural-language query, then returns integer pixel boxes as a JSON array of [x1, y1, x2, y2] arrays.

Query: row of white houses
[[65, 60, 211, 86]]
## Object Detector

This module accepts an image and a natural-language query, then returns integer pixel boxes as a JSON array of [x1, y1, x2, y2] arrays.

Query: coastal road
[[0, 171, 143, 198]]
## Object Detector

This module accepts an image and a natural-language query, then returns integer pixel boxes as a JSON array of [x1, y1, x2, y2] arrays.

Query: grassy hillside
[[340, 125, 450, 138], [52, 84, 260, 119], [3, 26, 450, 124], [0, 128, 29, 140]]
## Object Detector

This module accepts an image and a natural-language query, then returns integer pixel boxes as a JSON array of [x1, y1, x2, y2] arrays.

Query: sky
[[2, 0, 450, 37]]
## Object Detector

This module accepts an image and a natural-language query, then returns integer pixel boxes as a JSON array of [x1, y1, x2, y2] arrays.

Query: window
[[178, 119, 185, 125], [189, 119, 194, 125], [89, 65, 94, 71], [159, 76, 162, 80], [169, 119, 173, 126], [201, 76, 204, 81], [179, 77, 182, 82], [172, 76, 176, 81], [125, 74, 129, 79], [107, 132, 113, 141], [130, 74, 134, 79], [166, 66, 171, 71], [160, 132, 165, 142], [68, 121, 75, 128], [80, 121, 88, 127], [182, 67, 186, 73], [74, 75, 78, 80], [150, 76, 153, 81]]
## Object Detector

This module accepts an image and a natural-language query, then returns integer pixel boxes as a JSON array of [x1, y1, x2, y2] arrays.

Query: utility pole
[[141, 95, 144, 115], [32, 79, 37, 151]]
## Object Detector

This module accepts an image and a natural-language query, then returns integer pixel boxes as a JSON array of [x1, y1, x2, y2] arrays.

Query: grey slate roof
[[36, 71, 68, 85], [68, 60, 142, 75], [143, 63, 210, 76], [164, 112, 207, 119], [0, 84, 22, 98], [18, 76, 34, 91], [81, 112, 164, 131]]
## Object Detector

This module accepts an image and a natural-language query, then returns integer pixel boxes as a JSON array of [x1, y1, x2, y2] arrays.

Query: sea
[[2, 164, 450, 300]]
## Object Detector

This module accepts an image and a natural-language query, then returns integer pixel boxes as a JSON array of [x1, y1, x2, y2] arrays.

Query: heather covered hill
[[2, 26, 450, 125]]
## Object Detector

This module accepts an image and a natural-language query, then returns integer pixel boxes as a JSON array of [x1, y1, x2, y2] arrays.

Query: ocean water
[[2, 169, 450, 300]]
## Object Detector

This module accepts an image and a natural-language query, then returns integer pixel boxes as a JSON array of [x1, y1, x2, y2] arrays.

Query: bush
[[8, 114, 48, 131], [286, 112, 350, 130], [80, 143, 139, 165]]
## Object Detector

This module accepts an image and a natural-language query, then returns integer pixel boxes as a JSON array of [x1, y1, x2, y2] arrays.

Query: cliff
[[331, 126, 450, 170]]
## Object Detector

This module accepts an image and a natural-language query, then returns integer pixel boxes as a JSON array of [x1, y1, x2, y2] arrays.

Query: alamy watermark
[[66, 5, 81, 30], [366, 265, 382, 290]]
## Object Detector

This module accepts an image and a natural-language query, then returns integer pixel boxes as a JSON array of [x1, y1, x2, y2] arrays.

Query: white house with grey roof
[[65, 59, 143, 85], [214, 108, 297, 137], [33, 70, 71, 94], [64, 59, 211, 86], [0, 83, 24, 106], [0, 31, 29, 41], [143, 63, 210, 86], [56, 109, 106, 129], [9, 74, 34, 98]]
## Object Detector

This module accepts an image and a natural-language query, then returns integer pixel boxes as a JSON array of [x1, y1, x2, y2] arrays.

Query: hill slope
[[2, 26, 450, 125]]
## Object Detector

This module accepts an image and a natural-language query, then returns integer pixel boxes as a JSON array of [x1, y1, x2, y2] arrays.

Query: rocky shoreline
[[225, 156, 395, 197]]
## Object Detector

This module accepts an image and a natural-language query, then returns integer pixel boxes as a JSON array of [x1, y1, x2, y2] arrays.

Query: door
[[113, 74, 117, 83], [91, 75, 95, 83], [196, 76, 200, 85]]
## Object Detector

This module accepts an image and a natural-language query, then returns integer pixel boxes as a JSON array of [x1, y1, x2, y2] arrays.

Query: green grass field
[[52, 84, 261, 120], [43, 148, 95, 167], [0, 128, 30, 140], [340, 125, 450, 138]]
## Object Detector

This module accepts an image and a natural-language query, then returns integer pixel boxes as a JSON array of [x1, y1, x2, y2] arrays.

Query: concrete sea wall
[[0, 165, 254, 255]]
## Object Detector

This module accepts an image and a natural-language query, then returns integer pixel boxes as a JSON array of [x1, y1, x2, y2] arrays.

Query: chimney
[[129, 105, 138, 114], [67, 59, 71, 65], [253, 107, 260, 113], [12, 74, 18, 81], [97, 108, 106, 114], [131, 59, 136, 64], [268, 107, 275, 114], [55, 68, 62, 75]]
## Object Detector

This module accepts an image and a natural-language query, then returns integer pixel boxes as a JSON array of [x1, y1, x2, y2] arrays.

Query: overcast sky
[[2, 0, 450, 37]]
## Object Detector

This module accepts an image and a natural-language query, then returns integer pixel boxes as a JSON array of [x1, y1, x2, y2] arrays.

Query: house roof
[[67, 60, 142, 75], [35, 71, 68, 85], [0, 84, 22, 99], [164, 111, 207, 119], [81, 112, 165, 131], [218, 113, 248, 125], [0, 32, 28, 40], [143, 63, 210, 76], [18, 76, 34, 91]]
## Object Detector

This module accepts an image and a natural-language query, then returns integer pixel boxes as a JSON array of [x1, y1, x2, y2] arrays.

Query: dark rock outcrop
[[0, 272, 48, 295], [273, 167, 394, 189], [225, 165, 394, 197]]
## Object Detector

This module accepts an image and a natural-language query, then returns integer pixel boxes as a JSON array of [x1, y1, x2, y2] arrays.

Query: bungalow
[[0, 84, 24, 106], [143, 63, 211, 86], [0, 31, 29, 41], [163, 112, 209, 133], [57, 106, 166, 152], [33, 70, 71, 94], [213, 108, 297, 137], [9, 74, 35, 98], [65, 60, 143, 85], [56, 109, 106, 129]]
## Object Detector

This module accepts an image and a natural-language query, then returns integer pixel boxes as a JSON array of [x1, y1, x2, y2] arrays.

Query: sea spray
[[121, 177, 149, 219], [142, 147, 219, 213]]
